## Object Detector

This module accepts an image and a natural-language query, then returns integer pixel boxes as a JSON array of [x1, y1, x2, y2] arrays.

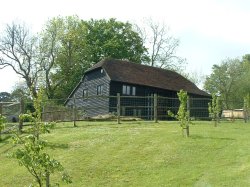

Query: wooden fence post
[[73, 95, 77, 127], [19, 97, 24, 133], [46, 171, 50, 187], [243, 97, 248, 123], [186, 97, 190, 136], [154, 94, 158, 123], [187, 97, 190, 122], [0, 102, 2, 116], [117, 93, 121, 124]]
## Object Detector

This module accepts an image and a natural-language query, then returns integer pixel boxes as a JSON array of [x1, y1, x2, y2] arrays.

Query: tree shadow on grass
[[54, 122, 128, 129], [0, 135, 14, 146], [0, 138, 69, 155], [190, 135, 235, 141], [46, 142, 69, 150], [0, 135, 17, 154]]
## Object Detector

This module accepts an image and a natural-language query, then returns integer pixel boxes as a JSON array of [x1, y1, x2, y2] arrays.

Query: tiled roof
[[86, 59, 210, 97]]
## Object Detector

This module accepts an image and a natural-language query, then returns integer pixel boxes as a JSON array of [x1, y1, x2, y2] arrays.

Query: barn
[[65, 59, 211, 119]]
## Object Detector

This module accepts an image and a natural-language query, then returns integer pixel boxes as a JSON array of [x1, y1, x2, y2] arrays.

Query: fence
[[42, 94, 212, 123], [1, 95, 249, 126], [0, 101, 22, 137], [0, 101, 21, 123]]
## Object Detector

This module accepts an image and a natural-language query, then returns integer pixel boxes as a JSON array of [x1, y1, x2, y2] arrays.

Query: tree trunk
[[46, 171, 50, 187], [36, 177, 42, 187], [19, 98, 24, 133], [0, 103, 2, 115], [182, 126, 189, 137]]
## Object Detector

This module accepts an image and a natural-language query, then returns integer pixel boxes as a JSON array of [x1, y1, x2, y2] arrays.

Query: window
[[122, 85, 130, 95], [97, 85, 103, 95], [132, 86, 136, 96], [122, 85, 127, 95], [122, 85, 136, 95], [83, 89, 88, 98], [126, 86, 130, 95]]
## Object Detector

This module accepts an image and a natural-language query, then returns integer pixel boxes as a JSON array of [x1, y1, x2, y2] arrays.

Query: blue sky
[[0, 0, 250, 92]]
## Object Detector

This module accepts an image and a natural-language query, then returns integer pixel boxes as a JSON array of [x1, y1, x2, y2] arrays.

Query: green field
[[1, 120, 250, 186]]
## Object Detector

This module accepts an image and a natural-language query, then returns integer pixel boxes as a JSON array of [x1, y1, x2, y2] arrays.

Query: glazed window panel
[[97, 85, 103, 95], [132, 86, 136, 96], [83, 89, 88, 98]]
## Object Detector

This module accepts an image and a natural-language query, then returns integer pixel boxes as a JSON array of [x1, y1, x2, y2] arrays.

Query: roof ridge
[[85, 59, 209, 97]]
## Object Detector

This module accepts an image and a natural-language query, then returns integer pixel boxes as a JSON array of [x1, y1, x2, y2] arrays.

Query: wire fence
[[0, 95, 249, 127], [43, 94, 213, 122], [0, 102, 20, 123]]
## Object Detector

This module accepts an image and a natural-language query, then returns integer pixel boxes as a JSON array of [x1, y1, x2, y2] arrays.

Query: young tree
[[243, 94, 250, 123], [0, 114, 6, 141], [208, 94, 221, 127], [12, 89, 72, 186], [168, 89, 190, 137]]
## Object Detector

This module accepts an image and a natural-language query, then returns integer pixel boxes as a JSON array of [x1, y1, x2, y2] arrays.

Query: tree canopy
[[135, 18, 186, 72], [82, 18, 149, 64], [0, 92, 11, 102], [0, 23, 40, 98], [1, 17, 186, 101], [204, 55, 250, 109], [44, 17, 149, 99]]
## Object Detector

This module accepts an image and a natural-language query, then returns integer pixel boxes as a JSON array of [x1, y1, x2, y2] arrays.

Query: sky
[[0, 0, 250, 92]]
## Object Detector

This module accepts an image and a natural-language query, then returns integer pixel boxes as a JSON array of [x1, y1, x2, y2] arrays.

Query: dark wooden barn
[[66, 59, 211, 119]]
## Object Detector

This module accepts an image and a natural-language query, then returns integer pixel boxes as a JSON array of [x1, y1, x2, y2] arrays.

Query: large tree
[[0, 92, 12, 102], [0, 23, 40, 98], [204, 58, 244, 109], [38, 16, 90, 100], [50, 17, 149, 99], [238, 54, 250, 96], [82, 18, 149, 64], [1, 18, 149, 100], [38, 17, 64, 99], [135, 18, 185, 72], [38, 16, 86, 100]]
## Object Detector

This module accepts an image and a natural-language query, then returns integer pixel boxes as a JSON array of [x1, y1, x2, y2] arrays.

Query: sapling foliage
[[243, 94, 250, 123], [0, 114, 6, 141], [168, 89, 190, 137], [208, 94, 221, 126], [11, 88, 72, 186]]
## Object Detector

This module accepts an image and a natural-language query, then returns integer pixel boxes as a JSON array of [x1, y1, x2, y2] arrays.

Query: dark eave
[[86, 59, 210, 97]]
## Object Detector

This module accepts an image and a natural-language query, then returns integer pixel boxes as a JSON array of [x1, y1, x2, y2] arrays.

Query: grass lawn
[[1, 120, 250, 186]]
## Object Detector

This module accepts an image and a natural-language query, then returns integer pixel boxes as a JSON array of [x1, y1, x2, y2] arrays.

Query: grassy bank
[[1, 120, 250, 186]]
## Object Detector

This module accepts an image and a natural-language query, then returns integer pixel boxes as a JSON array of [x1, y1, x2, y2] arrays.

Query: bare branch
[[135, 18, 185, 72], [0, 22, 39, 98]]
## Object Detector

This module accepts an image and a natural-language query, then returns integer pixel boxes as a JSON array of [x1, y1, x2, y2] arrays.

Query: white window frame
[[97, 85, 104, 95], [132, 86, 136, 96], [83, 89, 88, 98], [122, 85, 136, 95]]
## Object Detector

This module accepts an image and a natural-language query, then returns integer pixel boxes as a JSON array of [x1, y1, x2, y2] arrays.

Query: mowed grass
[[1, 120, 250, 186]]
